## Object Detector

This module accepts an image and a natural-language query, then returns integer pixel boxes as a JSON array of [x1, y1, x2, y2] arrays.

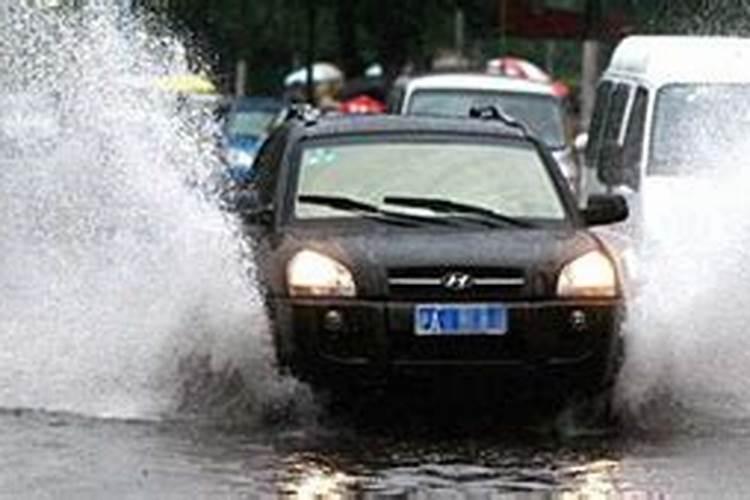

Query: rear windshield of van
[[650, 84, 750, 175]]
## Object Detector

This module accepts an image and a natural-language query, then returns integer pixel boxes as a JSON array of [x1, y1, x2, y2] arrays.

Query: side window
[[621, 87, 648, 189], [599, 83, 630, 151], [584, 81, 613, 168], [595, 82, 630, 185]]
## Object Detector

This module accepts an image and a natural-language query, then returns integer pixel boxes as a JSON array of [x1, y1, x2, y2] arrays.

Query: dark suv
[[236, 113, 628, 405]]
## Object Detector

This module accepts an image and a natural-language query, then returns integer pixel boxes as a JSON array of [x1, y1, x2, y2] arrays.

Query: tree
[[154, 0, 486, 93]]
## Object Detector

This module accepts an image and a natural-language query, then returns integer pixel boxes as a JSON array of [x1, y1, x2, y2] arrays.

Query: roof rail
[[468, 105, 530, 137]]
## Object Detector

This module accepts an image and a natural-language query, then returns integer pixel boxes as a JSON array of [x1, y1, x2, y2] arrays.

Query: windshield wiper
[[297, 194, 450, 227], [383, 196, 535, 229]]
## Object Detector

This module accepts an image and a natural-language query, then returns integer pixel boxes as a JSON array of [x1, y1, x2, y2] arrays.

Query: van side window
[[622, 87, 648, 189], [584, 81, 613, 168], [595, 82, 630, 186], [599, 83, 630, 152]]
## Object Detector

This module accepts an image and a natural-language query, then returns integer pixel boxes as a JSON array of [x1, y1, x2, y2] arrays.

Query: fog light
[[570, 310, 587, 332], [323, 310, 345, 333]]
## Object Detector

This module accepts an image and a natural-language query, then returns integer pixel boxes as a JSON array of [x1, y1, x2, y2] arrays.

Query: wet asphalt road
[[3, 396, 750, 499]]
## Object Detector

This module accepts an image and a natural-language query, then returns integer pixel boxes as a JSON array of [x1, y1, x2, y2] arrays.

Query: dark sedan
[[236, 113, 628, 411]]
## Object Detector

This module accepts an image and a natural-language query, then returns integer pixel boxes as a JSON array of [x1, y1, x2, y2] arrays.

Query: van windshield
[[650, 84, 750, 175]]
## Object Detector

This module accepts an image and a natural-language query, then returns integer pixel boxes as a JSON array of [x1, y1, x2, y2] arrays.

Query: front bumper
[[271, 297, 623, 391]]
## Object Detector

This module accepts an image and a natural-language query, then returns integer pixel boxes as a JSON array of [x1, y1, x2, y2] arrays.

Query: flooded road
[[3, 401, 750, 498]]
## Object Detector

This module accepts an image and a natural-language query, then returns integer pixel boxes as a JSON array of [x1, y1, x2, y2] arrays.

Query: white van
[[400, 73, 580, 194], [583, 36, 750, 228]]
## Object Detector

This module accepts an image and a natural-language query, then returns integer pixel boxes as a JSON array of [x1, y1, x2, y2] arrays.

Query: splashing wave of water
[[0, 3, 307, 422], [616, 135, 750, 426]]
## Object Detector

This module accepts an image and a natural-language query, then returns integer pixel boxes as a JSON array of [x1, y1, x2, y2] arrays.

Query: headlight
[[227, 148, 256, 168], [557, 251, 617, 298], [287, 250, 356, 297]]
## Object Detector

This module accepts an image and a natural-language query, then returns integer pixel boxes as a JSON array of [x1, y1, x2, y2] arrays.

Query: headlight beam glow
[[557, 251, 618, 298], [287, 249, 356, 298]]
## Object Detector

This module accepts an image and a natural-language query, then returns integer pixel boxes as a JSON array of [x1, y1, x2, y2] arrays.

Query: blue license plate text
[[414, 304, 508, 335]]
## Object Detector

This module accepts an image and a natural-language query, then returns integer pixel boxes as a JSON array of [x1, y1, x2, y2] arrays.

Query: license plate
[[414, 304, 508, 336]]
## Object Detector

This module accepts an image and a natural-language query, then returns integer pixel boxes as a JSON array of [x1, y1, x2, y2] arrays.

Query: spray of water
[[616, 125, 750, 425], [0, 3, 308, 422]]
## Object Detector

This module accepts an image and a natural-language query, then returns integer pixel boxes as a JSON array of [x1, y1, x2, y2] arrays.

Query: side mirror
[[581, 194, 629, 226]]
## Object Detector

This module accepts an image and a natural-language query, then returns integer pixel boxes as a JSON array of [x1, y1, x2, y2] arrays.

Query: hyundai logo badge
[[442, 272, 474, 291]]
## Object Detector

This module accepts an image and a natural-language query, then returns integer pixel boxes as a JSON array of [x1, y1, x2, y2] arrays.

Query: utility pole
[[454, 8, 465, 55], [499, 0, 508, 51], [580, 0, 602, 129], [235, 60, 247, 97], [305, 0, 317, 105]]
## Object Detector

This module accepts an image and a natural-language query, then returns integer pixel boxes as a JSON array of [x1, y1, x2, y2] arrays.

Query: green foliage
[[156, 0, 716, 95], [634, 0, 750, 35], [155, 0, 474, 94], [159, 0, 307, 93]]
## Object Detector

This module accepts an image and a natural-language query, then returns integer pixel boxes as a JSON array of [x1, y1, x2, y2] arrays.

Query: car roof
[[287, 113, 530, 142], [404, 73, 557, 96], [605, 36, 750, 86]]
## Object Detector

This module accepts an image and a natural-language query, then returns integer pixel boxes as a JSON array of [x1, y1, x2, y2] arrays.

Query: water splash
[[0, 3, 307, 422], [616, 127, 750, 425]]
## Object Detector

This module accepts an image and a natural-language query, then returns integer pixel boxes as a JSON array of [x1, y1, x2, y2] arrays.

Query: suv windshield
[[294, 138, 567, 224], [650, 84, 750, 175], [407, 90, 567, 149]]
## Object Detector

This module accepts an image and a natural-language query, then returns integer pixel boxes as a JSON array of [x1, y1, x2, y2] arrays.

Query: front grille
[[387, 266, 527, 300]]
